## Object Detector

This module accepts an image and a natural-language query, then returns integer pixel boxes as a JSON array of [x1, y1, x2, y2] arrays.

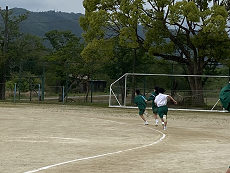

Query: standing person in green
[[154, 88, 177, 130], [134, 89, 149, 125], [148, 86, 159, 126], [219, 81, 230, 111]]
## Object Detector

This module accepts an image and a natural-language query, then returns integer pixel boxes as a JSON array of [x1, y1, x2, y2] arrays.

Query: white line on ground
[[24, 130, 165, 172], [23, 118, 166, 173], [2, 137, 83, 144]]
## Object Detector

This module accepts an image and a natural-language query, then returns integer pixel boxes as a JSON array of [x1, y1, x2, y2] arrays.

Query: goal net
[[109, 73, 230, 112]]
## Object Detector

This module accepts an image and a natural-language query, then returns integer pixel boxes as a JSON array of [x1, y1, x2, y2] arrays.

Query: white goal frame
[[109, 73, 230, 112]]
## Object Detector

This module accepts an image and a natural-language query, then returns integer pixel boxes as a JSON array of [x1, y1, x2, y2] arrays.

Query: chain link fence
[[1, 81, 109, 105]]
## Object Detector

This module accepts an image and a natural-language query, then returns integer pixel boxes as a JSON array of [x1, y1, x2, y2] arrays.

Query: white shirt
[[154, 93, 168, 107]]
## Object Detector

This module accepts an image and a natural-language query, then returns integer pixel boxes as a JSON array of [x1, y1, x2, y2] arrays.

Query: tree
[[80, 0, 148, 103], [80, 0, 230, 105], [7, 34, 47, 98], [44, 30, 85, 101], [0, 7, 28, 99]]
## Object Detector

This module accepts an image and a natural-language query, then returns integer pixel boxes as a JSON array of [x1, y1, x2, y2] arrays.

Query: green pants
[[139, 108, 146, 115], [152, 106, 158, 114], [157, 105, 168, 118]]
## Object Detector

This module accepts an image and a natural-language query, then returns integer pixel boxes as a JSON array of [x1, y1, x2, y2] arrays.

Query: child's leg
[[157, 107, 165, 126], [163, 115, 167, 130], [153, 107, 159, 125], [159, 115, 167, 130], [139, 109, 148, 125], [153, 113, 158, 125], [163, 108, 168, 128], [159, 106, 168, 130], [140, 115, 147, 122], [140, 115, 149, 125], [160, 118, 164, 125], [163, 115, 167, 126]]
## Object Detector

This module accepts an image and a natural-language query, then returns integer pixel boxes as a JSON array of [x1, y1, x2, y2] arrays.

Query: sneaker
[[163, 115, 167, 123], [144, 121, 149, 125], [163, 126, 167, 130], [155, 119, 159, 126]]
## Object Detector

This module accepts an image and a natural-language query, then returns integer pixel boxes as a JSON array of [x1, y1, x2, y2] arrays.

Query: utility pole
[[0, 6, 9, 100], [3, 6, 8, 55]]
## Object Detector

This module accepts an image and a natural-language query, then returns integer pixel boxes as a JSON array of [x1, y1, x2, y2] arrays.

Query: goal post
[[109, 73, 230, 112]]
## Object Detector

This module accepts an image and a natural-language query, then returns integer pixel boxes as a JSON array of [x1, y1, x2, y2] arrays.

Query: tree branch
[[153, 52, 189, 65]]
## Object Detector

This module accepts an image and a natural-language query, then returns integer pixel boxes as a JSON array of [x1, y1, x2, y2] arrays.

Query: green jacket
[[134, 95, 147, 109], [219, 83, 230, 111], [148, 92, 158, 108]]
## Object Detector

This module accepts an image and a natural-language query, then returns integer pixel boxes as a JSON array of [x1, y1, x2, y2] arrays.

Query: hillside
[[11, 8, 84, 38]]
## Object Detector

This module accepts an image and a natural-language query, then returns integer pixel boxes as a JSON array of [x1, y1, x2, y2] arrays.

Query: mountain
[[12, 8, 84, 38], [3, 8, 145, 42]]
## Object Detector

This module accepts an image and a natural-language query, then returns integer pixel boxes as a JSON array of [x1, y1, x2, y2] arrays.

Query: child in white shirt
[[154, 88, 177, 130]]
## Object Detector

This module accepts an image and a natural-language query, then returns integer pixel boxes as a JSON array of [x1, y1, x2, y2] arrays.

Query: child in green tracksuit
[[134, 89, 148, 125], [148, 87, 159, 126]]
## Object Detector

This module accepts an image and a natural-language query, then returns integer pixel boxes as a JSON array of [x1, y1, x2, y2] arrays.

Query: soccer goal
[[109, 73, 230, 112]]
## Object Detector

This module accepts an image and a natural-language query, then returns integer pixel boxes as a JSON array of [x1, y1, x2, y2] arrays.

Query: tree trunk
[[131, 49, 137, 104], [85, 78, 90, 103], [187, 75, 205, 107], [0, 65, 6, 100], [119, 79, 125, 105], [0, 81, 6, 100]]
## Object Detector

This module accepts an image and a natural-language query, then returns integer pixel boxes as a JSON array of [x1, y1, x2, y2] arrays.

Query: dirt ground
[[0, 103, 229, 173]]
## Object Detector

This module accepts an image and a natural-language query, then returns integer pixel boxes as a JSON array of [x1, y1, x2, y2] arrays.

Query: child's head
[[154, 86, 159, 94], [135, 89, 141, 95], [158, 88, 166, 94]]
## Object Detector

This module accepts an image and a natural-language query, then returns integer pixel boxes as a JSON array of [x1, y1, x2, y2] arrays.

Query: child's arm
[[141, 96, 148, 102], [168, 95, 177, 104], [147, 94, 155, 101]]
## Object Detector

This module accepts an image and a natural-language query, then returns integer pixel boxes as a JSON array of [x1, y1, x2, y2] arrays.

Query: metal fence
[[1, 83, 109, 104]]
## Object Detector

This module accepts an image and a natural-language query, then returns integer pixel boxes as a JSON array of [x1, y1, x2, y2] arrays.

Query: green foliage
[[45, 30, 76, 50], [80, 10, 108, 43], [80, 0, 230, 103], [1, 1, 228, 103], [81, 39, 113, 62], [6, 72, 41, 92], [184, 2, 200, 22], [0, 8, 28, 41], [44, 30, 84, 86], [119, 27, 139, 48], [203, 5, 228, 33]]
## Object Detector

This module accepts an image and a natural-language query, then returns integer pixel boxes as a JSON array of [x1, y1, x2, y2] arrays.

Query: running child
[[148, 86, 159, 126], [134, 89, 149, 125], [154, 88, 177, 130]]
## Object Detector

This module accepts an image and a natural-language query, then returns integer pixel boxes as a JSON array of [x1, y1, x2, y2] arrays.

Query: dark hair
[[158, 88, 166, 94], [154, 86, 159, 94], [135, 89, 140, 95]]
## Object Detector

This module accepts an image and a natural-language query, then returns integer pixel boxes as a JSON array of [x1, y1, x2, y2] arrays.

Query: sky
[[0, 0, 85, 14]]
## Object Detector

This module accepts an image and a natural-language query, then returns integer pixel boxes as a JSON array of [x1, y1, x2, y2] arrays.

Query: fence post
[[90, 81, 93, 103], [41, 63, 45, 101], [38, 84, 41, 101], [62, 86, 65, 104], [14, 83, 16, 103]]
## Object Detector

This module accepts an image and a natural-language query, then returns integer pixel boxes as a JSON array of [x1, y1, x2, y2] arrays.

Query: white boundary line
[[2, 137, 83, 144], [24, 119, 166, 173], [109, 105, 228, 113]]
